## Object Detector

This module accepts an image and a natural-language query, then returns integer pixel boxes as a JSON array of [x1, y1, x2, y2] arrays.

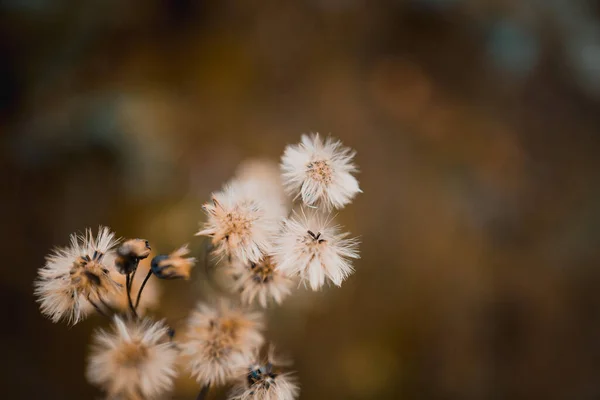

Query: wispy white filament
[[229, 256, 294, 308], [281, 133, 361, 210], [86, 316, 178, 400], [34, 226, 121, 325], [228, 347, 300, 400], [196, 181, 278, 264], [180, 300, 265, 386], [235, 159, 290, 219], [273, 211, 359, 290]]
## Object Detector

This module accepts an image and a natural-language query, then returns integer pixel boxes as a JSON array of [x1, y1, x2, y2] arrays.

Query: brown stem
[[125, 273, 138, 319], [196, 384, 210, 400], [135, 269, 153, 309], [130, 261, 138, 284]]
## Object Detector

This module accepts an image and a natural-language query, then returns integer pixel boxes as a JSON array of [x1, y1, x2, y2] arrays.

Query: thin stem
[[196, 384, 210, 400], [125, 273, 138, 319], [130, 261, 138, 284], [135, 269, 153, 309]]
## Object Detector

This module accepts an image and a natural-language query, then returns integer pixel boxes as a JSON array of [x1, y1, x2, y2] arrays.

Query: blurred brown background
[[3, 0, 600, 399]]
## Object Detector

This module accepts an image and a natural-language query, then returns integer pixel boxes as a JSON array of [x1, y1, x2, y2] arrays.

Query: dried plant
[[33, 133, 361, 399]]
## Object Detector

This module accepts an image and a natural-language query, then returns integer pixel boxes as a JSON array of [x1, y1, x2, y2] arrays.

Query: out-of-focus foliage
[[3, 1, 600, 398]]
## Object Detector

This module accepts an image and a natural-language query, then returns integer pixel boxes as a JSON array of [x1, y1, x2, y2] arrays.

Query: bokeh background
[[3, 0, 600, 398]]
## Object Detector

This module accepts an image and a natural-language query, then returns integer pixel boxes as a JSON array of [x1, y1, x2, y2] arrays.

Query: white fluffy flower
[[228, 347, 300, 400], [86, 316, 178, 400], [34, 226, 121, 325], [196, 181, 278, 263], [180, 300, 265, 386], [229, 256, 294, 308], [235, 159, 290, 219], [281, 133, 361, 210], [273, 212, 359, 290]]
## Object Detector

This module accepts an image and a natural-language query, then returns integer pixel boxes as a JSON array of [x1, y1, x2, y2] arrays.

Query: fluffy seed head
[[228, 347, 300, 400], [196, 181, 278, 263], [151, 244, 196, 280], [34, 226, 121, 325], [180, 300, 265, 386], [86, 316, 178, 400], [273, 211, 360, 290], [281, 133, 361, 210], [235, 159, 290, 218], [230, 256, 294, 308]]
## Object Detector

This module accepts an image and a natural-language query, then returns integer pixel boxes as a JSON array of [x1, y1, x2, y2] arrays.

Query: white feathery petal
[[229, 256, 294, 308], [281, 133, 361, 210], [235, 159, 290, 219], [196, 181, 279, 263], [228, 347, 300, 400], [179, 300, 265, 386], [86, 316, 178, 400], [34, 266, 84, 324], [34, 226, 121, 325], [88, 226, 121, 256], [273, 211, 360, 290], [229, 373, 299, 400]]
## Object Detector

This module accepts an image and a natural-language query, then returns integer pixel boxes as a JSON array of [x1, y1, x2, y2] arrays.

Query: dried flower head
[[196, 181, 277, 263], [115, 239, 151, 275], [228, 347, 300, 400], [34, 226, 121, 324], [86, 316, 178, 400], [180, 300, 265, 386], [281, 133, 361, 210], [230, 256, 294, 308], [150, 244, 196, 280], [273, 211, 360, 290], [235, 159, 289, 218]]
